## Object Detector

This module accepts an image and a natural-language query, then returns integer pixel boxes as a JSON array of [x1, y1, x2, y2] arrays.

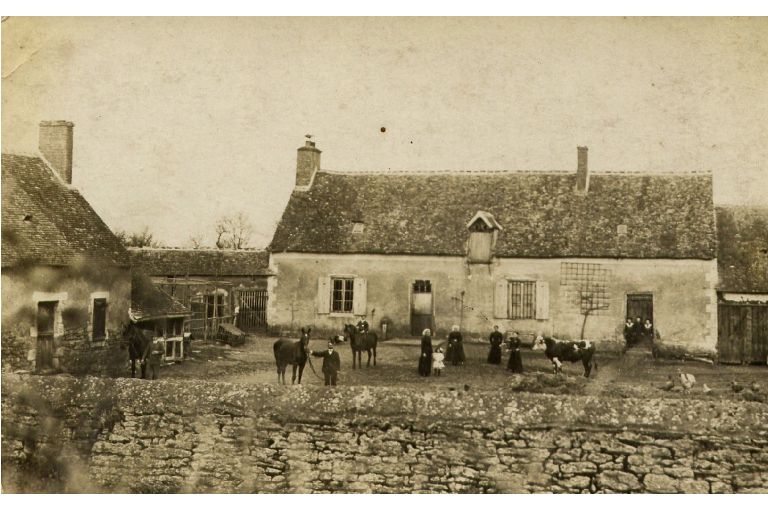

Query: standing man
[[146, 336, 165, 380], [312, 341, 341, 386]]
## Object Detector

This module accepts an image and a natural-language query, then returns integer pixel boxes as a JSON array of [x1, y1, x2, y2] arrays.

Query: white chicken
[[679, 373, 696, 391]]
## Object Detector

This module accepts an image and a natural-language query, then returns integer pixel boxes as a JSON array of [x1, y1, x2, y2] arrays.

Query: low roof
[[270, 170, 716, 259], [2, 154, 130, 268], [130, 248, 273, 277], [130, 273, 192, 321], [716, 206, 768, 292]]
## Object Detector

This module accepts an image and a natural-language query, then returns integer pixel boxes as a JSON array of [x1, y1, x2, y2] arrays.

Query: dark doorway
[[627, 294, 653, 324], [411, 280, 434, 336], [92, 298, 107, 341], [36, 301, 57, 370]]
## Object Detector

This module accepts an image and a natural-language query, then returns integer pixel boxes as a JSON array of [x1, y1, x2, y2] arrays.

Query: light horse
[[343, 324, 378, 369], [272, 327, 311, 384]]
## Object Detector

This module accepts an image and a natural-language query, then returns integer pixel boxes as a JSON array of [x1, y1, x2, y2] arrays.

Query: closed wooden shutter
[[494, 279, 508, 318], [535, 280, 550, 319], [353, 278, 368, 315], [317, 276, 331, 314]]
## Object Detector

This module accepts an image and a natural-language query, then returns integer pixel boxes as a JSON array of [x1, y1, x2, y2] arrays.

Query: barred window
[[508, 281, 535, 319], [331, 278, 354, 313]]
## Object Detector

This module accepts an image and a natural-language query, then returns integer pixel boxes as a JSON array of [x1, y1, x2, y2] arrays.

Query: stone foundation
[[2, 375, 767, 493]]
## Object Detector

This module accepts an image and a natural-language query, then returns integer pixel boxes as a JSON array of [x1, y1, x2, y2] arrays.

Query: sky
[[3, 17, 767, 248]]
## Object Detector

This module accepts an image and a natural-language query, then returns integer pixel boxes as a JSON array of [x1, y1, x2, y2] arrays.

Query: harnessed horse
[[122, 323, 155, 379]]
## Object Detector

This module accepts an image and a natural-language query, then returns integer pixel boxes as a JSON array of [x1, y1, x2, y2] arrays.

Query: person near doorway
[[623, 318, 636, 348], [146, 337, 165, 380], [506, 331, 524, 373], [632, 316, 643, 345], [487, 325, 503, 364], [640, 318, 657, 346], [418, 328, 433, 377], [311, 341, 341, 386], [447, 325, 465, 366]]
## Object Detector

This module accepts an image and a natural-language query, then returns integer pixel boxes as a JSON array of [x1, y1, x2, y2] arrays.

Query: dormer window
[[352, 222, 365, 234], [466, 211, 502, 263]]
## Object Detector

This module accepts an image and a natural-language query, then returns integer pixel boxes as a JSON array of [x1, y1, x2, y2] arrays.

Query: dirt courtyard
[[151, 334, 767, 402]]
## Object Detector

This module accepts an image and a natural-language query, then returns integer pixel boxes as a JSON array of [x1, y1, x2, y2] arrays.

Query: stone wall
[[2, 375, 767, 493]]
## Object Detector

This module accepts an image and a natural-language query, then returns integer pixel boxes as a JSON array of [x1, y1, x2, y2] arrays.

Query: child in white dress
[[432, 347, 445, 376]]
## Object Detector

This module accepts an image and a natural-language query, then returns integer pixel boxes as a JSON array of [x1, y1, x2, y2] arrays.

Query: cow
[[532, 335, 597, 378]]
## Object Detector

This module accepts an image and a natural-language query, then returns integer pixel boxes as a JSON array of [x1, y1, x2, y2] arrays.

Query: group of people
[[623, 316, 657, 348], [418, 324, 524, 377]]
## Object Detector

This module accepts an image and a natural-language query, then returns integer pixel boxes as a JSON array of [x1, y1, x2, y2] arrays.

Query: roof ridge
[[318, 168, 712, 176]]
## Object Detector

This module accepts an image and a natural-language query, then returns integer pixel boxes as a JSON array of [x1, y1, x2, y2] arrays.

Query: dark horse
[[273, 327, 311, 385], [343, 324, 378, 369], [122, 322, 154, 378]]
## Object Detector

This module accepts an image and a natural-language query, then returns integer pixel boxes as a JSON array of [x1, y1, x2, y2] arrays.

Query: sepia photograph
[[1, 13, 767, 495]]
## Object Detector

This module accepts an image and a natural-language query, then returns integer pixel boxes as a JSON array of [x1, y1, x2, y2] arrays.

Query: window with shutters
[[331, 277, 355, 313], [508, 281, 536, 319]]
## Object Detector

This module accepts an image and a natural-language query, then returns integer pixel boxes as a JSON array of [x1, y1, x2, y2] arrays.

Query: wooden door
[[718, 304, 748, 364], [411, 280, 434, 336], [752, 306, 768, 363], [626, 294, 653, 324], [36, 301, 56, 370]]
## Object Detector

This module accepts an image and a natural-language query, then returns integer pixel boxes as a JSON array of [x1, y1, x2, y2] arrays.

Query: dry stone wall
[[2, 374, 767, 493]]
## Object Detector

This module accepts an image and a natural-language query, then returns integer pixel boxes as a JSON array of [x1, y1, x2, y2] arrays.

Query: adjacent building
[[1, 121, 131, 375], [715, 206, 768, 363], [269, 141, 718, 355], [130, 248, 273, 334]]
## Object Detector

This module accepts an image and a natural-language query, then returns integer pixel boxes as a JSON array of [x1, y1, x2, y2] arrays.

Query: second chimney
[[575, 146, 589, 194], [296, 139, 321, 189], [39, 121, 74, 184]]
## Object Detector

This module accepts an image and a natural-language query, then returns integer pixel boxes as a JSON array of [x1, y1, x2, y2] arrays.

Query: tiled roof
[[716, 206, 768, 292], [129, 248, 273, 277], [1, 154, 130, 268], [130, 273, 191, 321], [269, 170, 716, 259]]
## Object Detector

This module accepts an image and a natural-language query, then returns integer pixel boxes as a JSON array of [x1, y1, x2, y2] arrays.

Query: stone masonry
[[2, 375, 767, 493]]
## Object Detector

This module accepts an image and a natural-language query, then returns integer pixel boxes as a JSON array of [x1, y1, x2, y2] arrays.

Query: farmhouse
[[269, 141, 718, 355], [130, 248, 273, 334], [1, 121, 131, 375], [715, 206, 768, 363]]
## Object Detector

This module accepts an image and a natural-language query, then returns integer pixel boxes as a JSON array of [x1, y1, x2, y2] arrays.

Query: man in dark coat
[[145, 337, 164, 380], [487, 325, 503, 364], [312, 342, 342, 386]]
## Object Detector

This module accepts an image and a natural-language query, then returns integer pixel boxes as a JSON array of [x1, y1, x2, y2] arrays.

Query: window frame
[[507, 280, 536, 319], [330, 276, 355, 314]]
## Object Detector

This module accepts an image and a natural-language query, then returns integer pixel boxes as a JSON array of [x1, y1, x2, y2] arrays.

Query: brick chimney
[[39, 121, 74, 184], [575, 146, 589, 194], [296, 139, 321, 189]]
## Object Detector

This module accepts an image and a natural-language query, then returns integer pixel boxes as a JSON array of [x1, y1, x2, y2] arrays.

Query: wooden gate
[[718, 303, 768, 364], [238, 289, 268, 332]]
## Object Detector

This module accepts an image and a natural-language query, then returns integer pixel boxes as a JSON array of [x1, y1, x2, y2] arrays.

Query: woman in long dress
[[487, 325, 503, 364], [418, 328, 433, 377], [447, 325, 465, 366], [506, 331, 524, 373]]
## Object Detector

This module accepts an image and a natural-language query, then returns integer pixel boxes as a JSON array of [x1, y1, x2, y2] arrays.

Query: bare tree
[[188, 233, 205, 249], [115, 226, 161, 248], [214, 212, 253, 249]]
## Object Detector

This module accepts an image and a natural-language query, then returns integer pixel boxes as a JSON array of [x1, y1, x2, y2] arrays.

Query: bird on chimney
[[305, 134, 313, 140]]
